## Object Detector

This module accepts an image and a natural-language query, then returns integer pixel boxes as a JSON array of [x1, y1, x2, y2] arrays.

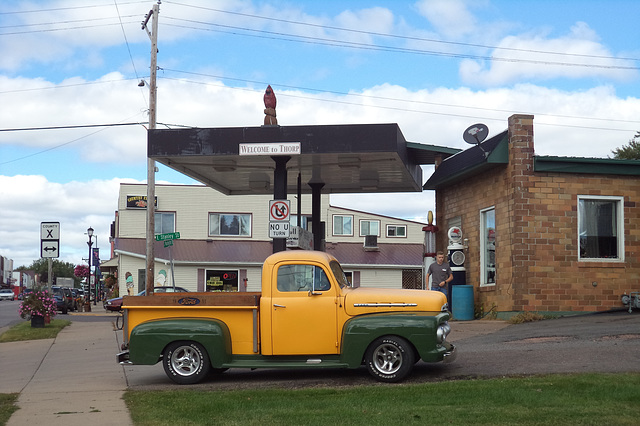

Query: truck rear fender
[[128, 318, 232, 367], [340, 312, 450, 367]]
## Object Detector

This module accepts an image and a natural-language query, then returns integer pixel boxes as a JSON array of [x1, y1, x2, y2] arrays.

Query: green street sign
[[164, 240, 173, 248], [155, 232, 180, 241]]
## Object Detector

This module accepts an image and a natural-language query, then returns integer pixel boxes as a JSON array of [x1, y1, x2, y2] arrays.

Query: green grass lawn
[[124, 372, 640, 425], [0, 319, 70, 343]]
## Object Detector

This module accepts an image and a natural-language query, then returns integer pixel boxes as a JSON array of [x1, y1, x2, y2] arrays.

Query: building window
[[480, 207, 496, 286], [205, 270, 238, 292], [386, 225, 406, 238], [333, 215, 353, 236], [154, 212, 175, 235], [578, 196, 624, 261], [209, 213, 251, 237], [359, 220, 380, 237]]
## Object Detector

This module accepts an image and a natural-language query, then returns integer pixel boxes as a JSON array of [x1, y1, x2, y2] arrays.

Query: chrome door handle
[[273, 304, 286, 308]]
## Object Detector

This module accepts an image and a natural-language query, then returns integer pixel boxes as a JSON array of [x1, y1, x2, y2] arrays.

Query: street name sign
[[155, 232, 181, 241]]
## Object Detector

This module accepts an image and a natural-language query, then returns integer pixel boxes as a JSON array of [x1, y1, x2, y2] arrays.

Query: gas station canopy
[[148, 123, 449, 195]]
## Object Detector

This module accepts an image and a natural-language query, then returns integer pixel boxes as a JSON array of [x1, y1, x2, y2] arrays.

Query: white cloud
[[414, 0, 477, 39], [460, 22, 638, 86], [0, 175, 139, 268]]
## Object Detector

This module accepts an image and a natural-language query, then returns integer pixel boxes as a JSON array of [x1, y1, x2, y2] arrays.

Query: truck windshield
[[329, 261, 350, 288]]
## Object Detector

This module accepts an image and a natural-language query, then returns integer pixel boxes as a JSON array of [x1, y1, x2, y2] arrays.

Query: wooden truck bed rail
[[122, 292, 261, 308]]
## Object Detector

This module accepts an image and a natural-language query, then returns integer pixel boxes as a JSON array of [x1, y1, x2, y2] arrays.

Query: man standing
[[426, 251, 453, 300]]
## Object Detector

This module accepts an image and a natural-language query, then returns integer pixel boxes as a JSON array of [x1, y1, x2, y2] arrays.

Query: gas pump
[[422, 211, 438, 290], [447, 227, 466, 311]]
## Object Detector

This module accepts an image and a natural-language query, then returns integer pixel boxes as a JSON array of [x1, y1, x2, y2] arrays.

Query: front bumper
[[442, 343, 456, 363], [117, 350, 132, 365]]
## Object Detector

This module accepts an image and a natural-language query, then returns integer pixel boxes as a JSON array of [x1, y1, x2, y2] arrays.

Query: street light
[[87, 227, 94, 306]]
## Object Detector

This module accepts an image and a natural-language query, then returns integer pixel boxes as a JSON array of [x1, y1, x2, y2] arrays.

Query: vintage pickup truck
[[117, 250, 455, 384]]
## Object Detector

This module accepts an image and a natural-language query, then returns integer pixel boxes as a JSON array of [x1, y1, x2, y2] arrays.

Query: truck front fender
[[128, 318, 232, 367], [340, 312, 450, 367]]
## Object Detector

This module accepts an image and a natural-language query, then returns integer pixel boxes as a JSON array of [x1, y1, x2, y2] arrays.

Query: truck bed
[[123, 292, 262, 355]]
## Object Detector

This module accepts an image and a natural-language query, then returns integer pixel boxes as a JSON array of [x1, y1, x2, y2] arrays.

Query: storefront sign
[[126, 195, 158, 209]]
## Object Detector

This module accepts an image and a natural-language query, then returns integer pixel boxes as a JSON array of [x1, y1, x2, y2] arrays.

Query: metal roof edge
[[534, 156, 640, 176]]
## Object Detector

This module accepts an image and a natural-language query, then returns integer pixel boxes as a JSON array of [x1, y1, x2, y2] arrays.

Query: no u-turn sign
[[269, 200, 290, 238]]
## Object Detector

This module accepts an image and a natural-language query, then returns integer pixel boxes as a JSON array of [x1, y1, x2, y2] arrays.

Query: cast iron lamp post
[[87, 227, 94, 305]]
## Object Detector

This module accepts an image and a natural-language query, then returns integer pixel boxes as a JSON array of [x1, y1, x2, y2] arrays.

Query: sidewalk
[[4, 312, 132, 426]]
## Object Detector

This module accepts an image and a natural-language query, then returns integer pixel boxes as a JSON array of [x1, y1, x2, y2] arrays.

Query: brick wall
[[436, 114, 640, 313]]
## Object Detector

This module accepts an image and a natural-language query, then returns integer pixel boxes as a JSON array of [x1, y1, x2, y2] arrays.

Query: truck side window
[[277, 265, 297, 292], [277, 265, 331, 292], [314, 267, 331, 291]]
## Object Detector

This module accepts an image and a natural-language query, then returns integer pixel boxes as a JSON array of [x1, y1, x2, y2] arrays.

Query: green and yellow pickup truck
[[117, 250, 455, 384]]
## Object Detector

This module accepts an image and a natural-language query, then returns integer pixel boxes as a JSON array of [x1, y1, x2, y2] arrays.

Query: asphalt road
[[122, 310, 640, 391], [0, 300, 25, 331]]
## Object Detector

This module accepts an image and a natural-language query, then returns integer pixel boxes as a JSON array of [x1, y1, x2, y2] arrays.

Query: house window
[[333, 215, 353, 236], [360, 220, 380, 236], [154, 212, 175, 235], [480, 207, 496, 286], [209, 213, 251, 237], [386, 225, 406, 238], [578, 196, 624, 261]]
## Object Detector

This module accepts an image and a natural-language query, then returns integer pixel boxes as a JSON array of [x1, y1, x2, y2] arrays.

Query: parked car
[[0, 288, 15, 301], [18, 289, 33, 300], [69, 288, 81, 311], [51, 286, 73, 313], [104, 286, 189, 312]]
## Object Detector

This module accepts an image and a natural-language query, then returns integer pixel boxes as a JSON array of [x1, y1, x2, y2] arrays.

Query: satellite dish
[[463, 123, 489, 145]]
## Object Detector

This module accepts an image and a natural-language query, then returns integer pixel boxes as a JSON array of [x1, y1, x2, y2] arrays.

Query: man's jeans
[[431, 285, 448, 299]]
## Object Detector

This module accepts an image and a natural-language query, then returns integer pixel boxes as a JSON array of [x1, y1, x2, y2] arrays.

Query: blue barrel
[[452, 285, 474, 321]]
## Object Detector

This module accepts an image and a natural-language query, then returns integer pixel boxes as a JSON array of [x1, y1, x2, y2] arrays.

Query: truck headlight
[[436, 322, 451, 344]]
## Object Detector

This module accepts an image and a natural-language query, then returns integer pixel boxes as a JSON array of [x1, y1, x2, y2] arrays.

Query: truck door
[[271, 263, 339, 355]]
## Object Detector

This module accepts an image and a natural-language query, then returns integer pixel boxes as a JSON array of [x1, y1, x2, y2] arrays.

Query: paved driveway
[[123, 310, 640, 390]]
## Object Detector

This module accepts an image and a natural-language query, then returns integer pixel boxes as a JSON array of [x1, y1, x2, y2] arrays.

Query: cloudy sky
[[1, 0, 639, 268]]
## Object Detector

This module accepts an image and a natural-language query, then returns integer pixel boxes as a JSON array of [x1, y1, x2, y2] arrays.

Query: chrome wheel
[[163, 341, 210, 384], [365, 336, 414, 382], [371, 342, 403, 375], [170, 345, 202, 376]]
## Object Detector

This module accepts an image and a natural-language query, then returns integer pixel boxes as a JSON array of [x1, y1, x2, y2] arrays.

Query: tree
[[25, 258, 76, 284], [611, 132, 640, 160]]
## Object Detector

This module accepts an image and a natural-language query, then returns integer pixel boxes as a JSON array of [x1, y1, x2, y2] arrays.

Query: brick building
[[425, 114, 640, 315]]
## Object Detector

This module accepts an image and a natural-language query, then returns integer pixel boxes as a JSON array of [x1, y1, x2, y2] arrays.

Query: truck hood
[[343, 287, 447, 316]]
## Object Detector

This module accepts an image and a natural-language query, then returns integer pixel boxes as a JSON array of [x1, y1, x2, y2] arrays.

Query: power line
[[162, 18, 639, 71], [0, 1, 147, 15], [0, 122, 142, 132], [164, 1, 640, 64], [158, 69, 640, 128]]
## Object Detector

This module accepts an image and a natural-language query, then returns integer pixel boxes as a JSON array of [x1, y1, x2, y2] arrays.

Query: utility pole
[[142, 2, 159, 296]]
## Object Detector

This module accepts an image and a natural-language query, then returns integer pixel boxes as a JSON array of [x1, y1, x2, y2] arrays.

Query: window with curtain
[[480, 207, 496, 286], [154, 212, 175, 234], [578, 196, 623, 260], [359, 220, 380, 236], [333, 215, 353, 236], [209, 213, 251, 237]]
